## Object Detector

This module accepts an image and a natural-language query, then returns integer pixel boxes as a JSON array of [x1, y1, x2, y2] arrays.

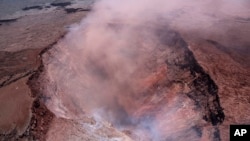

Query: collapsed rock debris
[[158, 28, 225, 126]]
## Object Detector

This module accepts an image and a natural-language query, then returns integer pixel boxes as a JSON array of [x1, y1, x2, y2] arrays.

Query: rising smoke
[[41, 0, 249, 140]]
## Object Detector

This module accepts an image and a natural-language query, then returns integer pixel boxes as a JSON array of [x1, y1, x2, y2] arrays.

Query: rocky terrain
[[0, 0, 249, 141], [0, 0, 93, 140]]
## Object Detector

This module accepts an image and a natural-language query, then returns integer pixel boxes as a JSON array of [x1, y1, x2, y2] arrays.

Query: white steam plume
[[41, 0, 249, 140]]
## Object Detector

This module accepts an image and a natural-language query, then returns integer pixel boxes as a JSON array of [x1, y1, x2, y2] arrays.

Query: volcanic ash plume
[[40, 0, 249, 140]]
